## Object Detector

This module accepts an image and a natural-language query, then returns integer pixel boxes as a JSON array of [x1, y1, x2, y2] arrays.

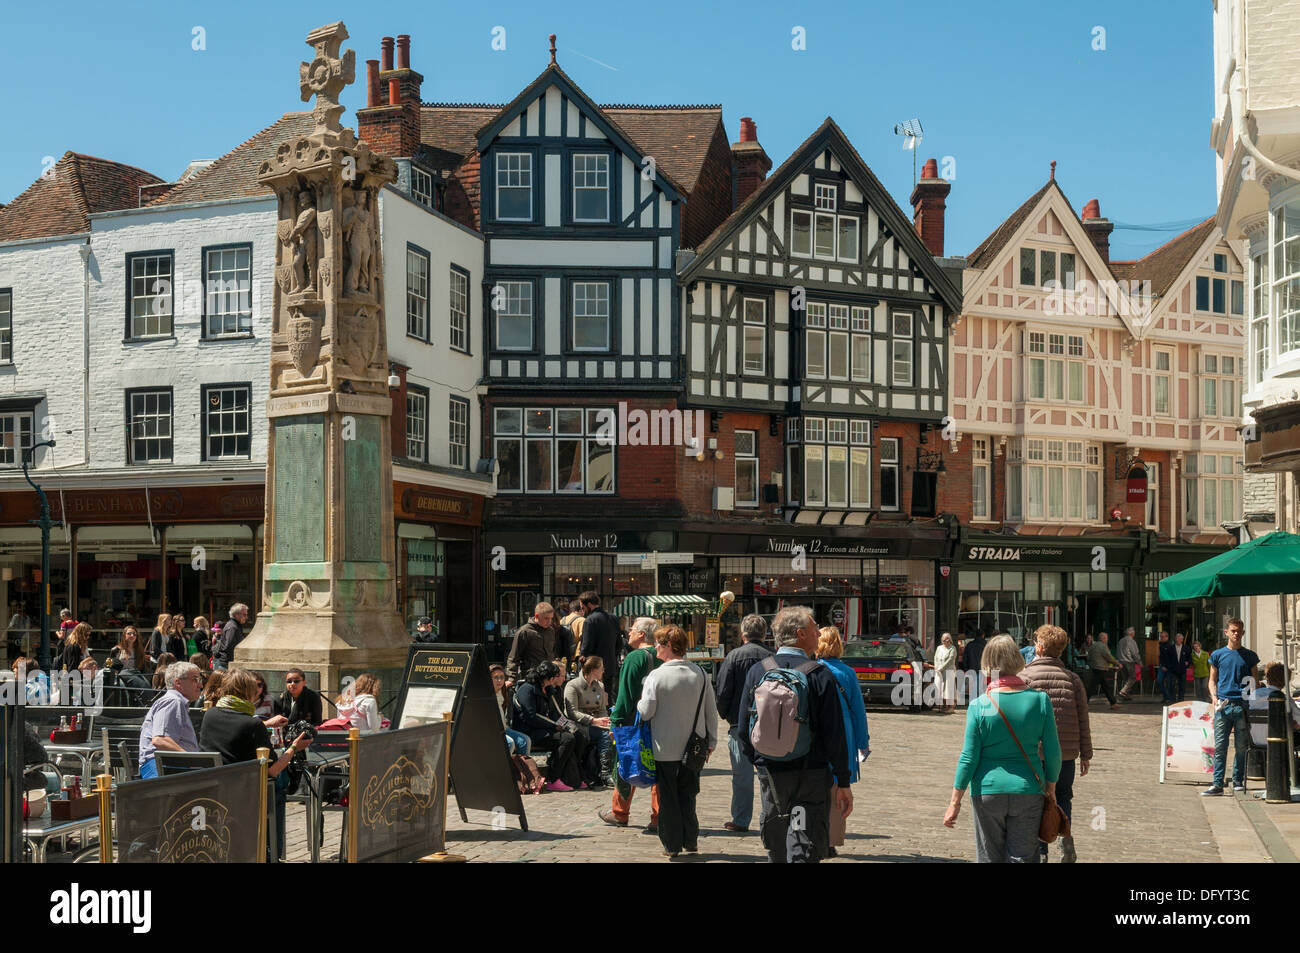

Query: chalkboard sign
[[116, 761, 263, 862], [353, 721, 449, 863], [1159, 701, 1216, 783], [393, 643, 528, 831]]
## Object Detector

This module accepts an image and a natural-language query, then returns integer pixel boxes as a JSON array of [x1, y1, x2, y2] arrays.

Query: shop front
[[484, 522, 954, 659], [948, 530, 1234, 662], [0, 483, 264, 660], [393, 481, 485, 643]]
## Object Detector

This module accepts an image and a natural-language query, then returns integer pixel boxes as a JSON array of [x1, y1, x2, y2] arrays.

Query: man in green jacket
[[599, 616, 662, 830]]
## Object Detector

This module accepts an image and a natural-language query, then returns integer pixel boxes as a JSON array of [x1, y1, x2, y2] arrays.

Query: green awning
[[611, 594, 710, 618], [1157, 530, 1300, 600]]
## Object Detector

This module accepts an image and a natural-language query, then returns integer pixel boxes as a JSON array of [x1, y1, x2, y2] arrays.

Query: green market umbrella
[[1157, 531, 1300, 601]]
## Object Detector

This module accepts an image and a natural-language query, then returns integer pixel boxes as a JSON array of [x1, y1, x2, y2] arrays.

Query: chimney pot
[[739, 117, 757, 142], [396, 34, 410, 70], [381, 36, 394, 72], [365, 60, 380, 108], [1082, 198, 1101, 220], [389, 77, 402, 106], [1080, 199, 1113, 262], [731, 115, 771, 210], [909, 157, 951, 258]]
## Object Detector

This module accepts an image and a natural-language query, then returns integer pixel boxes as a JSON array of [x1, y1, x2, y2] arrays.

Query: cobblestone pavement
[[32, 693, 1284, 863], [289, 693, 1228, 863]]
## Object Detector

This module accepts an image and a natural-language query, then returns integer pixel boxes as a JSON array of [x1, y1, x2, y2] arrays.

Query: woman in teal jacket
[[818, 627, 870, 853], [943, 634, 1060, 863]]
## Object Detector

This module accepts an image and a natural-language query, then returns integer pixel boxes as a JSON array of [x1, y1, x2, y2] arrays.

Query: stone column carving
[[236, 21, 408, 689]]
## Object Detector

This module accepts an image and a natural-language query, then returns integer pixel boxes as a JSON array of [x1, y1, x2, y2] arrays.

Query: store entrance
[[1068, 594, 1124, 645]]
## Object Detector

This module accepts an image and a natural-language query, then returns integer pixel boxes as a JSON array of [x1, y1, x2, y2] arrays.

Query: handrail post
[[347, 727, 360, 863], [256, 747, 270, 863], [94, 773, 112, 863]]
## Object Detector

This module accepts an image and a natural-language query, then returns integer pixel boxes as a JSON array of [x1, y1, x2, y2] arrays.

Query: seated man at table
[[138, 661, 203, 778], [267, 668, 323, 729], [1247, 661, 1300, 747]]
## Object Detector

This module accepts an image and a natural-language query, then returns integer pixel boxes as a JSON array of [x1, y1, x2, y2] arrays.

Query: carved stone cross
[[299, 21, 356, 133]]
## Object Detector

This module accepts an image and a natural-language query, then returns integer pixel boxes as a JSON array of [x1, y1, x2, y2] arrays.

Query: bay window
[[1252, 252, 1269, 383], [493, 406, 615, 495], [1184, 454, 1241, 528], [787, 416, 871, 508], [1273, 202, 1300, 355], [1007, 438, 1100, 523]]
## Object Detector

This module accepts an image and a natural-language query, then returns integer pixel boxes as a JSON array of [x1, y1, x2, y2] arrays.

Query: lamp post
[[21, 439, 57, 671]]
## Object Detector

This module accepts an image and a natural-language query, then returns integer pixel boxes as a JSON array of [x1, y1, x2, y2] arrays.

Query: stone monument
[[236, 21, 408, 689]]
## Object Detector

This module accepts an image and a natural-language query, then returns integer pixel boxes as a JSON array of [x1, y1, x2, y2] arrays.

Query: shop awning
[[1157, 530, 1300, 600], [611, 594, 710, 618]]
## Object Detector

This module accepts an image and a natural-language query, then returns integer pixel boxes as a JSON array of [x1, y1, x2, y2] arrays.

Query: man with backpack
[[738, 606, 852, 863]]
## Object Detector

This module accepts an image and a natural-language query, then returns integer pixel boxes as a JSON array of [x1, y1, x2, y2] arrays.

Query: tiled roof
[[967, 180, 1055, 269], [419, 95, 722, 195], [0, 152, 163, 242], [148, 113, 317, 207], [1112, 218, 1218, 298]]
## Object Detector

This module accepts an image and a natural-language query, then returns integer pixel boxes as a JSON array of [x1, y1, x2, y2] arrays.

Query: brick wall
[[1244, 471, 1277, 515], [442, 151, 481, 231], [677, 411, 782, 518], [682, 122, 734, 249]]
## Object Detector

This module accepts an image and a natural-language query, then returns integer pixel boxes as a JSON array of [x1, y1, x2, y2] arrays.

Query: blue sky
[[0, 0, 1215, 260]]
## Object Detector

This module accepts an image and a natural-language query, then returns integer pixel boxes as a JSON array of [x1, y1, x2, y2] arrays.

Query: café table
[[301, 748, 350, 863], [23, 813, 103, 863], [43, 741, 107, 789]]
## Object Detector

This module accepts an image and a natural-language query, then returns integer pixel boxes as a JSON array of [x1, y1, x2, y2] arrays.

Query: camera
[[283, 720, 316, 749]]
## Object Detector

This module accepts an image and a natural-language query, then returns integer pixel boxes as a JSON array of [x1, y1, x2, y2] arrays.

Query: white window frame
[[891, 312, 914, 387], [494, 281, 533, 351], [880, 437, 900, 511], [405, 387, 428, 462], [406, 245, 430, 341], [495, 152, 533, 222], [735, 429, 759, 507], [572, 153, 610, 223], [411, 166, 434, 208], [0, 289, 11, 363], [973, 437, 990, 520], [1153, 348, 1172, 416], [203, 384, 251, 461], [203, 245, 252, 338], [127, 252, 174, 339], [743, 298, 766, 375], [571, 281, 611, 351], [449, 266, 469, 353], [449, 397, 469, 469], [0, 411, 33, 466]]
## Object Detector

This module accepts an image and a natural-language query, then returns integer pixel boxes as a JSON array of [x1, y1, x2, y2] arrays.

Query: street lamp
[[21, 439, 57, 671]]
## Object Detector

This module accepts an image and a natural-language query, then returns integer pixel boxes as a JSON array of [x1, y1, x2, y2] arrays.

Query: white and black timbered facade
[[682, 119, 959, 419], [477, 65, 687, 393], [680, 120, 961, 517]]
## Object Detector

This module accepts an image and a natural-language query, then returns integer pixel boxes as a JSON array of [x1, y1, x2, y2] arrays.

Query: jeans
[[1159, 669, 1176, 704], [1213, 700, 1250, 788], [1195, 677, 1210, 703], [504, 728, 531, 756], [1091, 669, 1116, 705], [655, 760, 701, 853], [972, 792, 1043, 863], [757, 765, 832, 863], [727, 731, 757, 828], [1174, 672, 1186, 702], [1038, 758, 1075, 858], [139, 757, 158, 779]]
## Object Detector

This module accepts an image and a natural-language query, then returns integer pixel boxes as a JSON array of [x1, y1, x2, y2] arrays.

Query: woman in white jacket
[[933, 632, 958, 713], [338, 673, 384, 731]]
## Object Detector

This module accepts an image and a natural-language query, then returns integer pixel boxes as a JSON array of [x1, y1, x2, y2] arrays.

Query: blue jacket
[[820, 657, 869, 783]]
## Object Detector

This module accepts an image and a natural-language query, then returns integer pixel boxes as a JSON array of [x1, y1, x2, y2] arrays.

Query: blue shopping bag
[[612, 713, 656, 788]]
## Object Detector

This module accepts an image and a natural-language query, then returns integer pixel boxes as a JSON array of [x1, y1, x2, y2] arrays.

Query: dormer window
[[496, 152, 533, 221], [411, 166, 434, 209]]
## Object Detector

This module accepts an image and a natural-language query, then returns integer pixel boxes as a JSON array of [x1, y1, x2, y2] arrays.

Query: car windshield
[[842, 641, 911, 660]]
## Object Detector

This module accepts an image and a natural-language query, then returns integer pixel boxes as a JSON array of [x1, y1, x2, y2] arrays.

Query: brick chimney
[[1081, 198, 1113, 263], [356, 33, 424, 159], [909, 158, 951, 258], [731, 117, 772, 209]]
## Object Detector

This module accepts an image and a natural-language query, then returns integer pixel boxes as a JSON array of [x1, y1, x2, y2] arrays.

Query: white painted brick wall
[[1247, 0, 1300, 113], [0, 236, 90, 468], [1243, 471, 1276, 513], [0, 189, 484, 484]]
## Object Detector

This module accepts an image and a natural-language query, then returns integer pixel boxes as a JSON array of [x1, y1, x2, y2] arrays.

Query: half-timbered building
[[946, 171, 1251, 658], [675, 121, 963, 647], [396, 37, 736, 642]]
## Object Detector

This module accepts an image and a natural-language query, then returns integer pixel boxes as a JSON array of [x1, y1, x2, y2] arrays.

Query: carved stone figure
[[275, 190, 297, 295], [289, 190, 319, 294], [341, 188, 375, 296]]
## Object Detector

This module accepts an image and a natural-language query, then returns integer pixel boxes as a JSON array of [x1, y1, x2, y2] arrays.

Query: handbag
[[611, 713, 656, 788], [986, 693, 1071, 844], [682, 673, 709, 774]]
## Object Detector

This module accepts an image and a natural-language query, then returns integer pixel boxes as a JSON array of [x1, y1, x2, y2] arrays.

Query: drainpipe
[[78, 242, 90, 467], [1230, 1, 1300, 187]]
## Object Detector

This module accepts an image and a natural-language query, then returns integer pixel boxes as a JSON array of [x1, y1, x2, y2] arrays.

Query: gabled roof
[[0, 152, 163, 242], [967, 180, 1056, 269], [148, 112, 317, 207], [1108, 218, 1218, 298], [681, 117, 962, 313], [418, 64, 724, 203]]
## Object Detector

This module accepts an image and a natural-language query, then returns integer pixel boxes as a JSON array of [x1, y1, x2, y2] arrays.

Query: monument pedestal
[[234, 21, 408, 695]]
